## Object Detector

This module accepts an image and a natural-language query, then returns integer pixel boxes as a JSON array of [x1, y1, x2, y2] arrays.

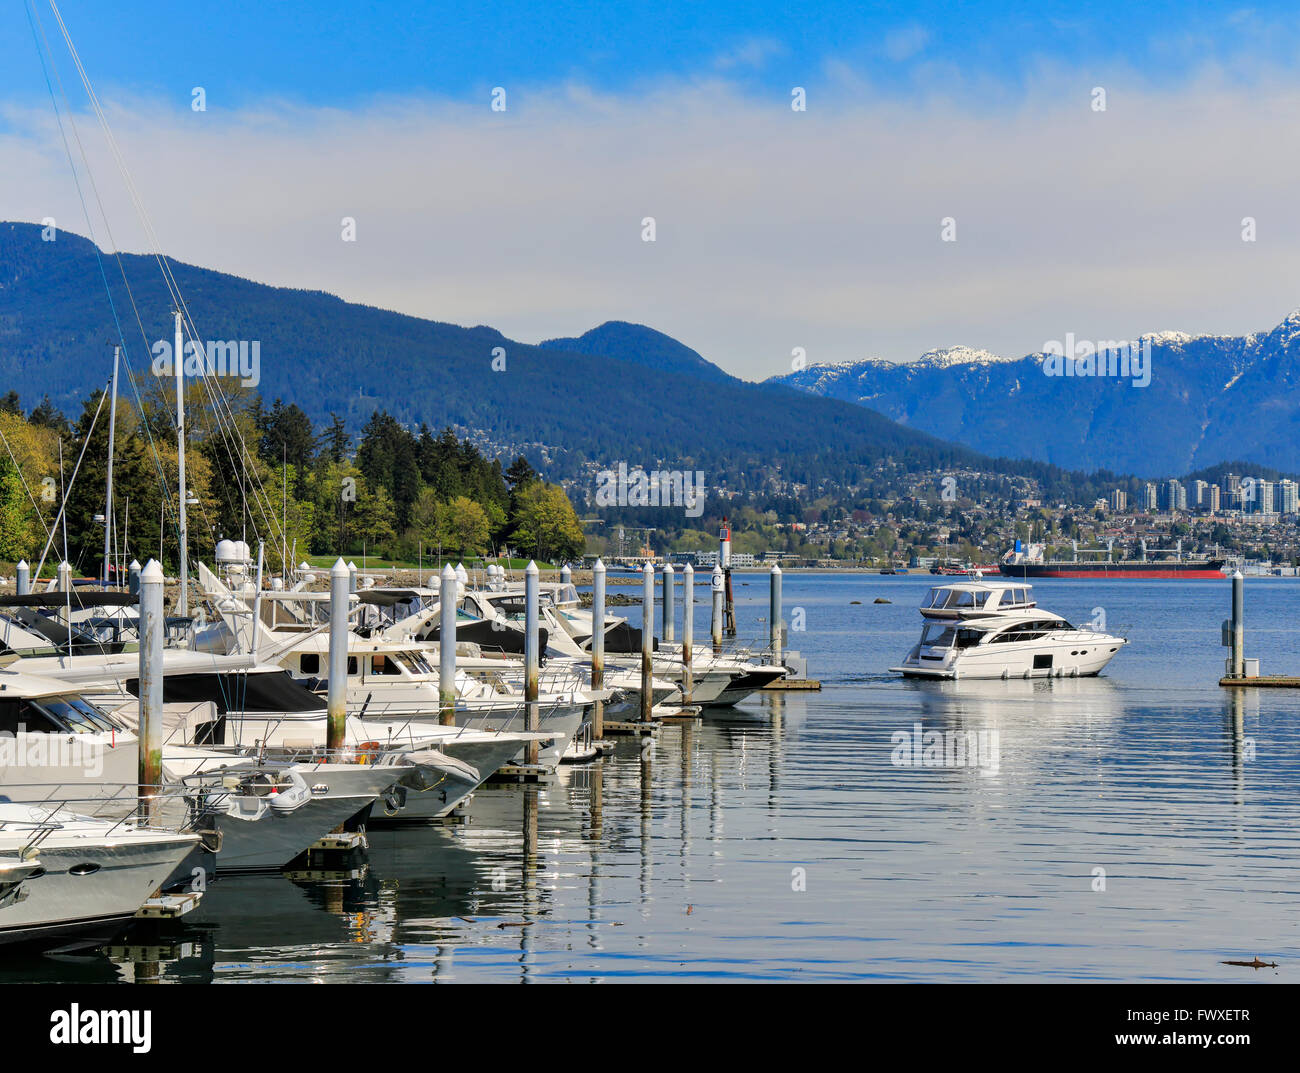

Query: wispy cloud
[[3, 66, 1300, 382], [713, 36, 786, 72], [882, 23, 930, 62]]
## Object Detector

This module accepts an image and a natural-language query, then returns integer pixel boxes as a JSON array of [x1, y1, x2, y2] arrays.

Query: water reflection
[[7, 576, 1300, 982]]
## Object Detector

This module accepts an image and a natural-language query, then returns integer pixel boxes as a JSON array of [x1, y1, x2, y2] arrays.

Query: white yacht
[[194, 563, 593, 766], [455, 580, 785, 707], [0, 658, 415, 871], [0, 799, 197, 947], [890, 580, 1127, 680]]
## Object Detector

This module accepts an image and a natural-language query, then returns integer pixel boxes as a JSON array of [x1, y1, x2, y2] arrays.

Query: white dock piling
[[1231, 570, 1244, 678], [138, 560, 164, 820], [711, 564, 724, 654], [440, 563, 458, 726], [328, 558, 350, 754], [770, 563, 783, 667], [524, 561, 540, 765], [592, 558, 606, 740], [682, 563, 694, 705], [663, 562, 675, 643], [15, 559, 28, 596], [641, 562, 655, 723]]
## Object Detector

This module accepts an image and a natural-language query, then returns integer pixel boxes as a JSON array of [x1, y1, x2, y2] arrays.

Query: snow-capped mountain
[[768, 314, 1300, 476]]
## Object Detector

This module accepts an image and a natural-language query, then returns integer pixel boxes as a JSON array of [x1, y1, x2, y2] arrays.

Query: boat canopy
[[921, 583, 1036, 617]]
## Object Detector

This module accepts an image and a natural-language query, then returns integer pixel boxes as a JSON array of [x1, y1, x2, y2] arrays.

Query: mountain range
[[769, 321, 1300, 476], [3, 220, 1290, 490], [0, 221, 981, 498]]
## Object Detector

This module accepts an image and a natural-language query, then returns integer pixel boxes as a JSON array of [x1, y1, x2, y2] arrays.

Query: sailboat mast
[[174, 310, 188, 615], [103, 344, 119, 585]]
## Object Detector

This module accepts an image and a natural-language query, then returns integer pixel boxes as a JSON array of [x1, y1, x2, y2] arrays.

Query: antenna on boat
[[174, 310, 189, 616], [102, 343, 119, 586]]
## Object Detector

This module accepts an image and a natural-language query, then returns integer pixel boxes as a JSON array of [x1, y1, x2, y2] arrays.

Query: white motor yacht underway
[[890, 580, 1127, 680]]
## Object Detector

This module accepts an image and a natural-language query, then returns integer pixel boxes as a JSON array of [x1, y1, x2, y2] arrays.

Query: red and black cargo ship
[[998, 542, 1224, 579], [998, 558, 1226, 579]]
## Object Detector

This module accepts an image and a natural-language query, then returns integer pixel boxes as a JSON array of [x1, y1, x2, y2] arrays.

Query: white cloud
[[882, 24, 930, 62], [3, 70, 1300, 382], [714, 36, 786, 71]]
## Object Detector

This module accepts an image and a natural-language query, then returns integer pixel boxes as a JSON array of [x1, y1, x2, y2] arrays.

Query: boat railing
[[236, 743, 407, 767], [336, 692, 571, 741], [0, 781, 210, 839], [1073, 621, 1129, 637]]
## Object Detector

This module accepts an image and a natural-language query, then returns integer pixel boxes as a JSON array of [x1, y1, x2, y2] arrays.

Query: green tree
[[320, 413, 350, 464], [0, 453, 37, 561], [509, 482, 584, 562], [353, 484, 397, 555], [437, 495, 490, 558]]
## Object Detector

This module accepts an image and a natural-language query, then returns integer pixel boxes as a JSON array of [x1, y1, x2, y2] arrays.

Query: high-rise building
[[1164, 479, 1186, 512], [1109, 489, 1127, 512], [1192, 479, 1209, 509], [1223, 472, 1241, 510], [1257, 479, 1275, 515], [1141, 482, 1158, 512], [1279, 479, 1298, 515], [1208, 485, 1221, 513]]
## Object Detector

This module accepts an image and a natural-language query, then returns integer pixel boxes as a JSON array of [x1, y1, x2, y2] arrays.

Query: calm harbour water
[[5, 573, 1299, 983]]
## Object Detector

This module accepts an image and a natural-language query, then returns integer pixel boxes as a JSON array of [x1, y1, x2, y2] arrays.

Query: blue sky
[[6, 2, 1300, 379], [5, 2, 1298, 111]]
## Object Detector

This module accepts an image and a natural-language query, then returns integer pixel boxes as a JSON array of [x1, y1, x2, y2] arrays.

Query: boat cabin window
[[370, 654, 402, 676], [920, 624, 984, 649], [991, 620, 1060, 643], [128, 670, 327, 713], [0, 698, 62, 734], [0, 695, 116, 735], [36, 696, 119, 734], [300, 653, 320, 675], [487, 596, 527, 620], [394, 650, 435, 675], [924, 588, 990, 610]]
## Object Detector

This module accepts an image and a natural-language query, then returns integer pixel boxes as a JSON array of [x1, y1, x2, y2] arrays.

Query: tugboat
[[890, 579, 1127, 679]]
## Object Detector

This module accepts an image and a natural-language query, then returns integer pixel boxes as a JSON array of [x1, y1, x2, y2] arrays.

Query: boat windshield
[[923, 588, 990, 610], [30, 695, 119, 734], [394, 650, 436, 675], [920, 624, 985, 649]]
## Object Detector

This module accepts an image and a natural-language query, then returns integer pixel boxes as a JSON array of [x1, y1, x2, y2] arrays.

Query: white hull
[[893, 636, 1124, 680], [0, 806, 197, 946], [202, 764, 397, 872]]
